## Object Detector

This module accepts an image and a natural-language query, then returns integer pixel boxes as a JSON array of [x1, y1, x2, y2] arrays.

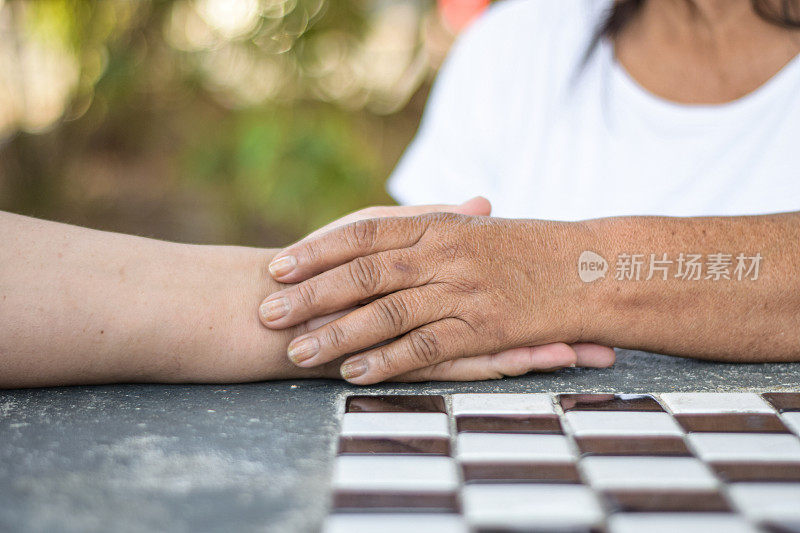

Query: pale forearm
[[580, 212, 800, 361], [0, 211, 332, 388]]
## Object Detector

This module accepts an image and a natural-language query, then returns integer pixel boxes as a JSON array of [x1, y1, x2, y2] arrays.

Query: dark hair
[[588, 0, 800, 58]]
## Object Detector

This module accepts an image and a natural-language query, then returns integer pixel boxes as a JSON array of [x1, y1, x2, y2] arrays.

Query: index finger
[[267, 216, 427, 284]]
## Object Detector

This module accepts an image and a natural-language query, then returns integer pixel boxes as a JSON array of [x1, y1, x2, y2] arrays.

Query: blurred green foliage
[[0, 0, 443, 246], [181, 106, 388, 238]]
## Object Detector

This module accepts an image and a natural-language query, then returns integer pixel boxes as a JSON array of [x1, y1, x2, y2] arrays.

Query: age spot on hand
[[393, 261, 411, 273]]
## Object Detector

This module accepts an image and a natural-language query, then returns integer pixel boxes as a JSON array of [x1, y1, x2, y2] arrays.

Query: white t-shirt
[[387, 0, 800, 220]]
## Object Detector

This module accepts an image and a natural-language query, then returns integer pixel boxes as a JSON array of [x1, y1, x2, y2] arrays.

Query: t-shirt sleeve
[[386, 4, 510, 206]]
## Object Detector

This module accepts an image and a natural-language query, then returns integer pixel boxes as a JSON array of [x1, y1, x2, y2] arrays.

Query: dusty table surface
[[2, 349, 799, 533]]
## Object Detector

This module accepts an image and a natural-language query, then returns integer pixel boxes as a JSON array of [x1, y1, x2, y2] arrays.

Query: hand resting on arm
[[262, 211, 800, 384]]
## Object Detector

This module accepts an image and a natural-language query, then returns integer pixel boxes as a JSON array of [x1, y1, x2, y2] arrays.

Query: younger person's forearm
[[0, 212, 325, 388]]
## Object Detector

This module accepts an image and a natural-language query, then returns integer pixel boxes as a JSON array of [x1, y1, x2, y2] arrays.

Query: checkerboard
[[323, 392, 800, 533]]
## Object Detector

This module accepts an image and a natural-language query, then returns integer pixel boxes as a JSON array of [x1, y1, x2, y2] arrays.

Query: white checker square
[[727, 482, 800, 520], [660, 393, 774, 414], [450, 393, 555, 415], [783, 412, 800, 436], [462, 483, 603, 530], [687, 433, 800, 462], [332, 455, 459, 493], [580, 456, 718, 490], [565, 411, 684, 436], [323, 513, 468, 533], [340, 412, 450, 438], [456, 433, 576, 463], [608, 513, 759, 533]]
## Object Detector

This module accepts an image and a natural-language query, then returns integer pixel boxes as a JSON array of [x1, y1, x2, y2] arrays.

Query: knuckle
[[457, 298, 507, 342], [457, 308, 485, 334], [436, 241, 463, 263], [303, 239, 324, 264], [373, 296, 409, 332], [347, 219, 378, 251], [294, 281, 318, 309], [373, 348, 397, 377], [447, 278, 482, 294], [410, 213, 444, 242], [407, 328, 440, 366], [419, 211, 459, 226], [324, 321, 348, 351], [348, 257, 382, 295]]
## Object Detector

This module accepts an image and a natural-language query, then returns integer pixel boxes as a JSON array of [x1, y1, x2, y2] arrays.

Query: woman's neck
[[614, 0, 800, 104]]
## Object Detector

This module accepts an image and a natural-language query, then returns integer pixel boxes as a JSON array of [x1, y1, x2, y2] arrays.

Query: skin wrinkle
[[373, 294, 409, 333], [350, 218, 378, 253]]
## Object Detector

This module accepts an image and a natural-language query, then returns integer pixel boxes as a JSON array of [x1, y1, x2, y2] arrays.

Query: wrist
[[571, 216, 636, 345], [555, 219, 607, 343], [161, 244, 343, 383], [514, 219, 597, 344], [132, 244, 286, 383]]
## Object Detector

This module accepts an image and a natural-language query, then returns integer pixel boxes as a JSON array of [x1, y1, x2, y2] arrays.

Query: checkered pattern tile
[[324, 392, 800, 533]]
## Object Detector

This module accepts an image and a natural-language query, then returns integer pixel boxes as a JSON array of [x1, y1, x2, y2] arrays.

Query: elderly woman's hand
[[261, 212, 611, 384]]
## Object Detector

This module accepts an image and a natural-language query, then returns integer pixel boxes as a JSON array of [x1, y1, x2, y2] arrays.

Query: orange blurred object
[[437, 0, 491, 33]]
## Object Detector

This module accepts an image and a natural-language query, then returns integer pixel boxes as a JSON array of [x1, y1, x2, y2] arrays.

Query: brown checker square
[[575, 435, 691, 456], [461, 462, 581, 483], [470, 526, 600, 533], [602, 489, 731, 512], [338, 436, 450, 455], [332, 491, 459, 511], [559, 393, 664, 412], [456, 414, 562, 433], [345, 395, 446, 413], [763, 393, 800, 413], [710, 461, 800, 482], [674, 413, 790, 433]]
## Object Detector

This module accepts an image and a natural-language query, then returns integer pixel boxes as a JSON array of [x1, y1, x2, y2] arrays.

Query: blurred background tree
[[0, 0, 489, 246]]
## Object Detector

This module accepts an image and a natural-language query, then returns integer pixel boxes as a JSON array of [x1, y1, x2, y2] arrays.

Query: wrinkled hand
[[262, 211, 614, 383], [303, 309, 614, 382]]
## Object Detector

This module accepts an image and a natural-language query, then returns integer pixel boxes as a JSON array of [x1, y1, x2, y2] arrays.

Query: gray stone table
[[2, 350, 799, 533]]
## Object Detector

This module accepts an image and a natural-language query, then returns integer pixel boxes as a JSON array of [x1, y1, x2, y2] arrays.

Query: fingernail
[[260, 297, 290, 322], [269, 255, 297, 278], [288, 336, 319, 364], [569, 363, 577, 368], [340, 359, 368, 380]]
